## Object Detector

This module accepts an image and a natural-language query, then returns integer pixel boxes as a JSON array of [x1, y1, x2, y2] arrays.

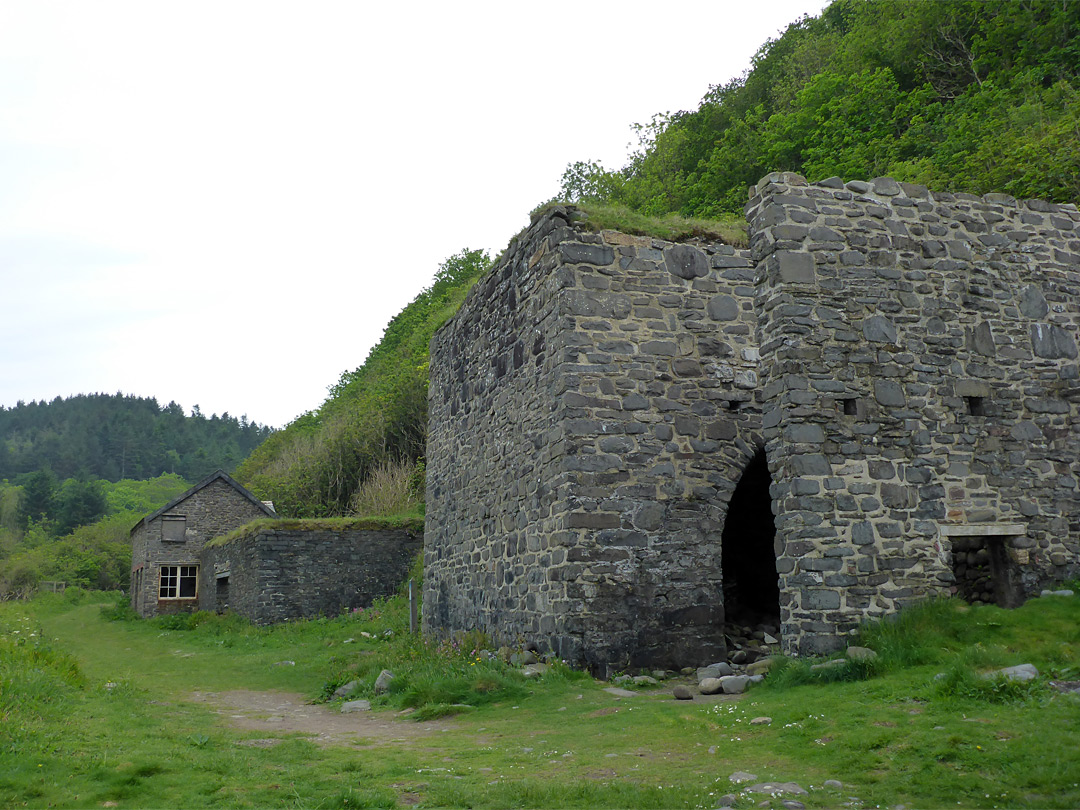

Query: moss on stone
[[207, 514, 424, 547]]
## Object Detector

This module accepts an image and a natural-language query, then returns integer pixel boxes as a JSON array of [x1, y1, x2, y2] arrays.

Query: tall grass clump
[[349, 458, 424, 517], [0, 608, 83, 752]]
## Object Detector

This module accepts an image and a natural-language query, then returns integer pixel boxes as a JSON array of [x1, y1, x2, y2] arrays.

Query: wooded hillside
[[561, 0, 1080, 215], [0, 393, 272, 483]]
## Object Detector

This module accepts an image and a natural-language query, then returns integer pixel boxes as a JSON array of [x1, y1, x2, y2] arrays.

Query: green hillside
[[235, 248, 491, 518], [561, 0, 1080, 215], [247, 1, 1078, 521]]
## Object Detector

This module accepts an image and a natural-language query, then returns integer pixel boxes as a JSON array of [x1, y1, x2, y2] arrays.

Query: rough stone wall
[[750, 172, 1080, 653], [130, 478, 270, 617], [426, 206, 762, 672], [426, 176, 1079, 667], [425, 209, 573, 655], [199, 528, 422, 624]]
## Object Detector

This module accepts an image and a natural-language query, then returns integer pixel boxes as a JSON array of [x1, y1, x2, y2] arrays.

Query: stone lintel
[[939, 523, 1027, 537]]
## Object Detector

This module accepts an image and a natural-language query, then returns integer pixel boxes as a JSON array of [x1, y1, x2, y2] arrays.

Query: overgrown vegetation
[[2, 588, 1078, 808], [761, 593, 1080, 698], [236, 248, 491, 517], [206, 514, 425, 548], [561, 1, 1080, 216], [0, 474, 190, 597], [538, 200, 748, 246]]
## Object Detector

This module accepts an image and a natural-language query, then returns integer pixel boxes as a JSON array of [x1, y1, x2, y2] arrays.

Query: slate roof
[[130, 469, 277, 535]]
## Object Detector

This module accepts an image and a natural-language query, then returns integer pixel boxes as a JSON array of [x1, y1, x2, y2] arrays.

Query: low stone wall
[[200, 526, 422, 624]]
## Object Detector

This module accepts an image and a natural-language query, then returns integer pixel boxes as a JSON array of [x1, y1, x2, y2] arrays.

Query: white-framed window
[[159, 565, 198, 599]]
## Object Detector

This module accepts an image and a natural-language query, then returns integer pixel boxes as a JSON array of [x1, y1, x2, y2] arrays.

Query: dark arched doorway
[[720, 449, 780, 634]]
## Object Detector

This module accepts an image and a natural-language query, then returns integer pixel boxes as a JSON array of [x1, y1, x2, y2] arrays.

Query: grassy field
[[1, 586, 1078, 809]]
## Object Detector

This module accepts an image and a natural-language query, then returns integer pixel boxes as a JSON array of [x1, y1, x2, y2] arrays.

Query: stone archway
[[720, 449, 781, 640]]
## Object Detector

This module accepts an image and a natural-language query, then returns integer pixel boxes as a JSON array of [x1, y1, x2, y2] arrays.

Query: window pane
[[179, 567, 197, 598], [159, 566, 177, 598]]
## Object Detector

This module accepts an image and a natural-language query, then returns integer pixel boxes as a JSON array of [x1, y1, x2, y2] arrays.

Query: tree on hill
[[0, 393, 273, 484], [561, 0, 1080, 216]]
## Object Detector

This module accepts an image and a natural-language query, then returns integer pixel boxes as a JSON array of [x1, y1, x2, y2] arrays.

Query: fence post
[[409, 579, 418, 633]]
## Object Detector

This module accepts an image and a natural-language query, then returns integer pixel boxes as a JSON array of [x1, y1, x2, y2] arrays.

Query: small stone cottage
[[199, 520, 423, 624], [130, 469, 424, 624], [130, 470, 276, 618]]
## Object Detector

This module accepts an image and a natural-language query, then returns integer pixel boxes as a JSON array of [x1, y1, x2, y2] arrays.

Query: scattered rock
[[680, 666, 696, 676], [810, 659, 847, 672], [982, 664, 1038, 682], [1040, 589, 1075, 597], [782, 801, 806, 810], [333, 680, 360, 698], [750, 716, 772, 725], [746, 659, 773, 677], [718, 794, 739, 807], [823, 779, 843, 789], [745, 781, 808, 796], [519, 650, 539, 665], [1050, 680, 1080, 695], [374, 669, 395, 695], [522, 663, 548, 678], [651, 669, 669, 680], [631, 675, 658, 686], [613, 675, 633, 684], [763, 633, 779, 645], [342, 638, 355, 644], [748, 674, 765, 685], [731, 650, 748, 664], [846, 646, 878, 661], [699, 678, 724, 695], [603, 687, 638, 698], [497, 646, 513, 662], [721, 675, 751, 694], [729, 771, 758, 784], [341, 699, 371, 713], [672, 685, 693, 700], [274, 660, 296, 667], [697, 665, 725, 681]]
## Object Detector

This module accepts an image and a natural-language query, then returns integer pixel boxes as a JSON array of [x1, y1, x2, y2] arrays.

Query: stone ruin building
[[131, 469, 421, 623], [424, 172, 1080, 674]]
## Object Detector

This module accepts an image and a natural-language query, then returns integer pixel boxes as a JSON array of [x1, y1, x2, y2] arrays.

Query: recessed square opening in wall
[[965, 396, 986, 416], [950, 536, 1022, 608], [726, 400, 741, 412], [839, 398, 858, 416]]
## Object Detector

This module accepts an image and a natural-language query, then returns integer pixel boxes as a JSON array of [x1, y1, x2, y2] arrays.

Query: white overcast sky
[[0, 0, 829, 428]]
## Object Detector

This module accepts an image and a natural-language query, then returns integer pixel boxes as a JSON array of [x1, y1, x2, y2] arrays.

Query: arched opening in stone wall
[[721, 449, 781, 653]]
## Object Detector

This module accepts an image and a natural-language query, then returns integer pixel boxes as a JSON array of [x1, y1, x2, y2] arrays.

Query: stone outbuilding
[[130, 470, 276, 617], [130, 470, 423, 625], [424, 174, 1080, 674], [199, 520, 424, 624]]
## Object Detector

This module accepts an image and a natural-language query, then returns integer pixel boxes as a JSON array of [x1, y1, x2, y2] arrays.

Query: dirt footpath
[[186, 690, 454, 749]]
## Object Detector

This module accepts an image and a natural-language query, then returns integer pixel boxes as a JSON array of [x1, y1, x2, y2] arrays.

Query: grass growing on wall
[[550, 201, 749, 246]]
